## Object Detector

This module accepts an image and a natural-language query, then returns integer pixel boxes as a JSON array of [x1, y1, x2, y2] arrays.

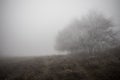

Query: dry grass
[[0, 47, 120, 80]]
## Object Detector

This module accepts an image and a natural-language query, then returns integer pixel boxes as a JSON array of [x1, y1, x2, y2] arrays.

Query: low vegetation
[[0, 46, 120, 80]]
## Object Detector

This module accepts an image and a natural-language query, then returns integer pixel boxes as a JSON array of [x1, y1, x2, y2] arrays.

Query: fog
[[0, 0, 120, 57]]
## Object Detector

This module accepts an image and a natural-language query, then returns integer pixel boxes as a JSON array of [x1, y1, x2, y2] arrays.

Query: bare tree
[[55, 12, 119, 54]]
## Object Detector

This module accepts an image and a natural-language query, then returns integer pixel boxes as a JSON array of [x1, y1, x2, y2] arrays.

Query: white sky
[[1, 0, 120, 56]]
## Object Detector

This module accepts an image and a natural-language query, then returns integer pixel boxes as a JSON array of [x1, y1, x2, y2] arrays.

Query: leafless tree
[[55, 12, 120, 54]]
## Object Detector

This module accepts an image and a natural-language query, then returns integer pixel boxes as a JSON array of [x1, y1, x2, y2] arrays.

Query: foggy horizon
[[0, 0, 120, 57]]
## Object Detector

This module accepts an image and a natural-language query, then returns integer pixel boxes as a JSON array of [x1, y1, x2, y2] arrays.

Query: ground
[[0, 48, 120, 80]]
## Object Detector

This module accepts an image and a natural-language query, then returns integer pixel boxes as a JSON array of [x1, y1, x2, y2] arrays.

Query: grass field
[[0, 47, 120, 80]]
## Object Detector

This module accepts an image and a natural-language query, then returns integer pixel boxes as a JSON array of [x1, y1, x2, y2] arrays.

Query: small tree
[[55, 12, 119, 54]]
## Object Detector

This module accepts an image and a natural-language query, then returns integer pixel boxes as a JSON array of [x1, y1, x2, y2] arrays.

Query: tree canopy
[[55, 12, 119, 54]]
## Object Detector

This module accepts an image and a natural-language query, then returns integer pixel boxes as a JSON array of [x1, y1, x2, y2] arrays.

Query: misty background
[[0, 0, 120, 56]]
